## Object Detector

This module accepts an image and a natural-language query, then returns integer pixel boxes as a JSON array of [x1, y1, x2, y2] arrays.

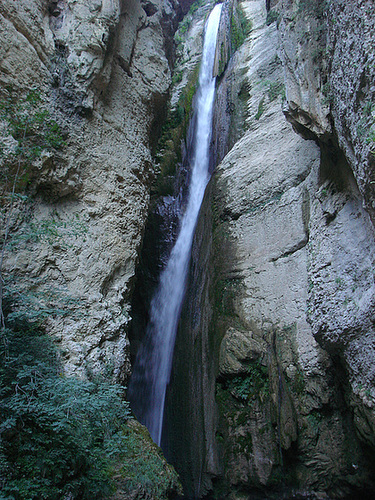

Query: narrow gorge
[[128, 3, 222, 447], [1, 1, 375, 499]]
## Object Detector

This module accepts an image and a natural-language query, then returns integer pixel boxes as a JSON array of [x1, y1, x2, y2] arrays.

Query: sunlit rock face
[[277, 0, 375, 459], [169, 0, 375, 497], [0, 0, 192, 381]]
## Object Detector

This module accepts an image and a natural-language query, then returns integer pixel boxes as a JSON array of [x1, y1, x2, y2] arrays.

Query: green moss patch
[[114, 420, 183, 500], [230, 4, 252, 51], [153, 63, 200, 197]]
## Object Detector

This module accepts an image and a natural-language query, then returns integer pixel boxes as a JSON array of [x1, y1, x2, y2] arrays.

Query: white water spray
[[129, 3, 222, 446]]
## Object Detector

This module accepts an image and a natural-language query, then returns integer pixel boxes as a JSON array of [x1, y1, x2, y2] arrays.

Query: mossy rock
[[111, 420, 183, 500]]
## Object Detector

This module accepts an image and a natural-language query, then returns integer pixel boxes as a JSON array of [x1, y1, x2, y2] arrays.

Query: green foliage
[[174, 0, 205, 49], [0, 88, 65, 172], [2, 275, 81, 326], [0, 85, 67, 272], [226, 362, 269, 404], [7, 212, 88, 251], [171, 70, 183, 85], [153, 63, 200, 196], [266, 9, 280, 26], [188, 0, 204, 16], [218, 42, 226, 75], [184, 78, 198, 118], [305, 411, 323, 435], [321, 82, 332, 105], [292, 369, 306, 395], [367, 129, 375, 144], [0, 208, 88, 332], [230, 5, 252, 51], [0, 318, 131, 500], [267, 81, 285, 102], [363, 101, 373, 117], [231, 14, 243, 51], [254, 80, 285, 121], [364, 101, 375, 145], [29, 214, 87, 246]]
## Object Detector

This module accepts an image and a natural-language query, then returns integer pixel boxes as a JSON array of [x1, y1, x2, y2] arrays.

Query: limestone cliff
[[2, 0, 375, 498], [209, 0, 375, 497], [278, 0, 375, 467], [0, 0, 192, 383], [161, 0, 375, 498]]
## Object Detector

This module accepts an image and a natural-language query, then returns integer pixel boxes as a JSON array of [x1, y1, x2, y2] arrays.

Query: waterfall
[[128, 3, 223, 447]]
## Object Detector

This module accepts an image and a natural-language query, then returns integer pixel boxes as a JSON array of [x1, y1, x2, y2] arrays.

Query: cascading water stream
[[128, 3, 222, 446]]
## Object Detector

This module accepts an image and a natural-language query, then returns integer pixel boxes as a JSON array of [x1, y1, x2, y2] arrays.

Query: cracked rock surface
[[0, 0, 190, 380], [209, 0, 375, 494]]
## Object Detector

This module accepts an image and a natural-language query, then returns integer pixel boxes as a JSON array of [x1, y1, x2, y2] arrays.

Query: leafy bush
[[0, 89, 65, 162], [0, 87, 66, 203], [174, 0, 205, 48], [6, 212, 88, 251], [0, 89, 65, 153], [227, 363, 269, 403], [0, 317, 131, 499]]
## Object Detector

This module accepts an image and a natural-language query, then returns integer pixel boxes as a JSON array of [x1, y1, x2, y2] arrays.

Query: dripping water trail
[[128, 3, 223, 447]]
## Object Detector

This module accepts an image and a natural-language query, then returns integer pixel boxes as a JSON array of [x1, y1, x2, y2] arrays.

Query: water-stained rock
[[203, 0, 375, 496]]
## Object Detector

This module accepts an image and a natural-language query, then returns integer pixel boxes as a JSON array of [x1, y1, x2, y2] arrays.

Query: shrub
[[0, 316, 131, 499], [0, 88, 66, 180], [227, 363, 269, 403]]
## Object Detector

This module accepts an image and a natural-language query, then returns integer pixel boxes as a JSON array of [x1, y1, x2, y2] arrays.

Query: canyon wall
[[0, 0, 192, 382], [180, 0, 375, 497], [0, 3, 192, 496], [2, 0, 375, 498]]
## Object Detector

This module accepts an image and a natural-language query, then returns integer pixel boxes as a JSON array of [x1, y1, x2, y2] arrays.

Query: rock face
[[2, 0, 375, 498], [164, 0, 375, 497], [277, 0, 375, 464], [0, 0, 192, 381], [327, 0, 375, 219]]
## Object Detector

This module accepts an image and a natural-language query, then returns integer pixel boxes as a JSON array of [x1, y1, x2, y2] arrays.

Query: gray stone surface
[[209, 0, 375, 494], [0, 0, 186, 381], [276, 0, 375, 455]]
